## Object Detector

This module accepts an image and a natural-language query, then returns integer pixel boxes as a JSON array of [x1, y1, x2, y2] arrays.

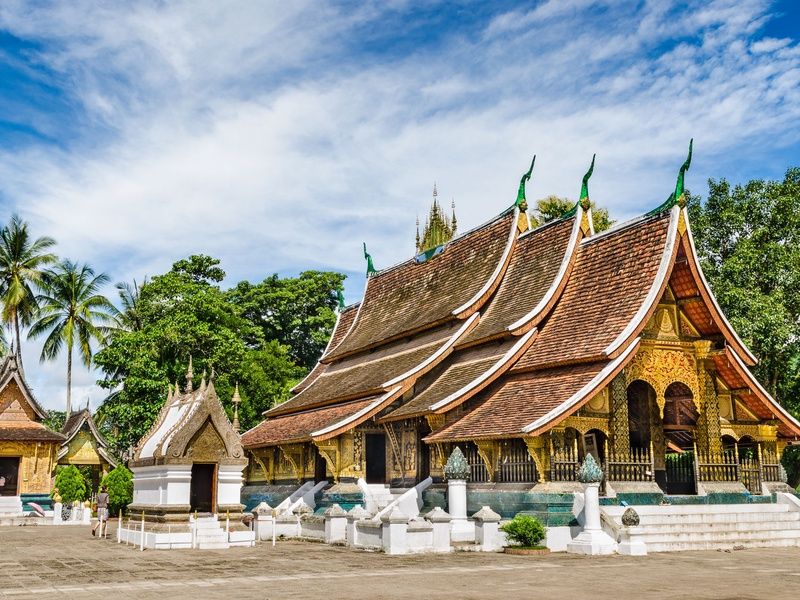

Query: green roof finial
[[674, 139, 693, 208], [363, 242, 376, 276], [579, 154, 595, 209], [336, 289, 345, 312], [515, 155, 536, 211]]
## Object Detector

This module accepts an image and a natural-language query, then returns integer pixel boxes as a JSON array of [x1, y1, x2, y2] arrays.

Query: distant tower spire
[[184, 356, 194, 393], [451, 199, 457, 234], [416, 182, 457, 254]]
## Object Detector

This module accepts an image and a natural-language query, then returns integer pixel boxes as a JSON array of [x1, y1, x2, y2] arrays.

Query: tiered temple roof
[[0, 354, 64, 443], [243, 158, 800, 452], [58, 408, 117, 466]]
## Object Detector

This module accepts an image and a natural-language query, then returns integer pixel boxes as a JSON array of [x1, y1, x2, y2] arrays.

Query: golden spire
[[417, 183, 457, 254], [184, 356, 194, 393], [232, 383, 241, 433]]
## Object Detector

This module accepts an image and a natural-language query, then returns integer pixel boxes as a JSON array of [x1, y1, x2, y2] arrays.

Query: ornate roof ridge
[[0, 353, 49, 421], [581, 208, 670, 246]]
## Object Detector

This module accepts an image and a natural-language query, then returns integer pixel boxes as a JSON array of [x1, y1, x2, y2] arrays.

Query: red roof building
[[242, 152, 799, 496]]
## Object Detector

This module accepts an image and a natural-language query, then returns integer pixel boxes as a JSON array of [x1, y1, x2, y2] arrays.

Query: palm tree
[[0, 215, 57, 361], [28, 260, 115, 416], [114, 278, 147, 332]]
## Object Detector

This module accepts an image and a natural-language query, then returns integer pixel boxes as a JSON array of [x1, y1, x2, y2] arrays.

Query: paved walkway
[[1, 525, 798, 599]]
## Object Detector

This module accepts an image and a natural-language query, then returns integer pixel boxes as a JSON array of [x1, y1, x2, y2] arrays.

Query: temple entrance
[[365, 434, 386, 483], [0, 457, 19, 496], [314, 451, 327, 482], [417, 430, 430, 482], [190, 463, 217, 513], [662, 382, 698, 495]]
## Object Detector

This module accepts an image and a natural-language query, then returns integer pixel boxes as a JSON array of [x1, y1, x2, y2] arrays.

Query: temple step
[[604, 500, 800, 552], [192, 516, 231, 549], [0, 496, 23, 516]]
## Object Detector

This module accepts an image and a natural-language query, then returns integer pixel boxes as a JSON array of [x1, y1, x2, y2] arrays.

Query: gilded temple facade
[[242, 152, 800, 499], [0, 355, 64, 512]]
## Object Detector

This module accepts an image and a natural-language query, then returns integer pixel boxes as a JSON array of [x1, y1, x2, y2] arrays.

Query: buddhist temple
[[58, 406, 116, 492], [123, 364, 255, 548], [0, 354, 64, 514], [242, 145, 800, 513]]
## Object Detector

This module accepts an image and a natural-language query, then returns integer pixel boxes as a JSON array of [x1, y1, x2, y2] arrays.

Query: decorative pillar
[[609, 374, 630, 457], [567, 455, 616, 555], [381, 507, 409, 555], [699, 365, 722, 456], [425, 507, 452, 553], [444, 447, 472, 542], [345, 506, 371, 547], [252, 502, 274, 541], [323, 503, 348, 543], [473, 506, 503, 551], [648, 393, 666, 471]]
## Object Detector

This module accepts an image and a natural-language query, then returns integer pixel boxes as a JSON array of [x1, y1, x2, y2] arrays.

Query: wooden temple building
[[242, 149, 800, 500], [0, 354, 64, 513], [58, 407, 117, 492]]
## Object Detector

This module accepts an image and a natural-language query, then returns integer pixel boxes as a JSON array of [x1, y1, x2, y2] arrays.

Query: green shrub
[[52, 465, 88, 503], [101, 465, 134, 515], [500, 514, 547, 548]]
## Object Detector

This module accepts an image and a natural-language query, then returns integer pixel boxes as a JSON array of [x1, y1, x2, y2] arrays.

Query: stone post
[[617, 507, 647, 556], [381, 507, 409, 555], [472, 506, 503, 551], [323, 504, 348, 544], [252, 502, 274, 541], [444, 447, 473, 542], [82, 501, 92, 525], [52, 502, 63, 524], [425, 507, 452, 553], [346, 506, 371, 547], [567, 455, 616, 555]]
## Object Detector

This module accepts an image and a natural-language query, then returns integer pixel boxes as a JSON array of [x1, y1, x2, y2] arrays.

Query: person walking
[[92, 486, 109, 538]]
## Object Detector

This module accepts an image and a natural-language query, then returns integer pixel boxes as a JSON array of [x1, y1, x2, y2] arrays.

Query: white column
[[567, 482, 617, 555], [447, 479, 472, 542]]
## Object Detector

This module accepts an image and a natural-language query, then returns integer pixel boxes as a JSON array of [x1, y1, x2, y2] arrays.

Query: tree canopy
[[688, 167, 800, 415], [94, 255, 343, 455], [533, 195, 613, 232]]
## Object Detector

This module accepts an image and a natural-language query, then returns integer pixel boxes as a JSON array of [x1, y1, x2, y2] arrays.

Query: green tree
[[532, 195, 613, 232], [114, 278, 147, 332], [53, 465, 87, 503], [94, 255, 306, 454], [28, 261, 116, 416], [101, 465, 133, 514], [43, 410, 66, 433], [0, 214, 57, 360], [227, 271, 346, 370], [687, 168, 800, 414]]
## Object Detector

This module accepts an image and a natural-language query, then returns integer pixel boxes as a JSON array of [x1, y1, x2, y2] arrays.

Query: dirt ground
[[0, 524, 798, 599]]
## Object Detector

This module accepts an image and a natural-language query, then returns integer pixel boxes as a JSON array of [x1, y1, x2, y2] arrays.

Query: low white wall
[[131, 465, 192, 506], [300, 516, 325, 540], [354, 520, 382, 549]]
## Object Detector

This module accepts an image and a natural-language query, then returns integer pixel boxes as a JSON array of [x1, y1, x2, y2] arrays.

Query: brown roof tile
[[462, 217, 575, 344], [380, 340, 515, 421], [327, 212, 515, 359], [242, 397, 377, 448], [267, 324, 458, 416], [514, 212, 672, 371], [0, 425, 65, 442], [426, 361, 611, 441]]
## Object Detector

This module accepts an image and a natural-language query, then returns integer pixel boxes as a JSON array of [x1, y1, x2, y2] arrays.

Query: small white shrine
[[120, 361, 254, 549]]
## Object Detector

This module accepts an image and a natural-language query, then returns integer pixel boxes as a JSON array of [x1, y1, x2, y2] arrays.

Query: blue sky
[[0, 0, 799, 411]]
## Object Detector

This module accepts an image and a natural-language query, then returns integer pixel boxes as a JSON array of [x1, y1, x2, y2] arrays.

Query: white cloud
[[0, 0, 798, 410]]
